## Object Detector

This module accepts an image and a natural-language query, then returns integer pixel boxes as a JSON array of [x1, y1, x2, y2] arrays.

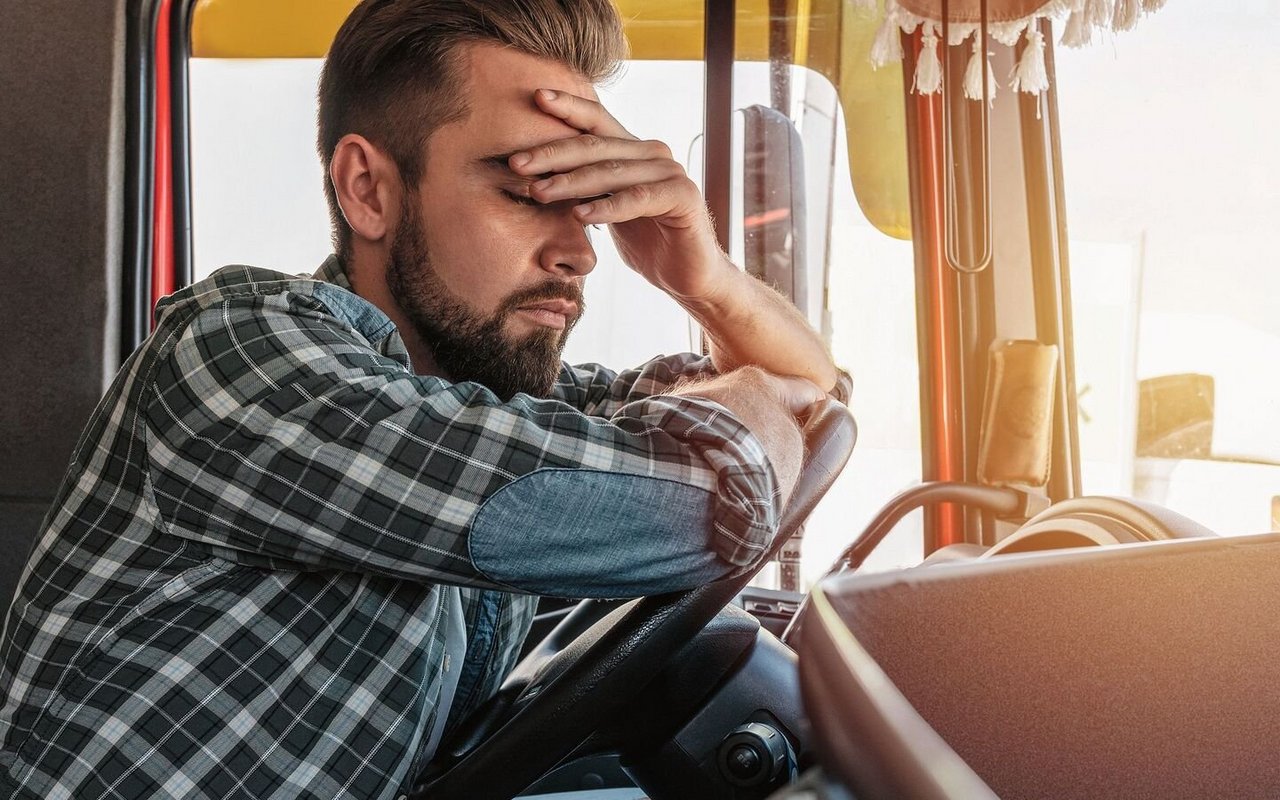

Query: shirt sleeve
[[552, 353, 719, 418], [144, 291, 780, 597]]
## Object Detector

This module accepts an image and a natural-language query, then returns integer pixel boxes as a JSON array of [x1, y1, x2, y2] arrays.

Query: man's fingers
[[532, 88, 634, 139], [510, 133, 672, 177], [528, 159, 684, 205], [573, 176, 701, 225]]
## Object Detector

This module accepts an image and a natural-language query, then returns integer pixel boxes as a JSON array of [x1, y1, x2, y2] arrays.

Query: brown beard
[[386, 195, 584, 400]]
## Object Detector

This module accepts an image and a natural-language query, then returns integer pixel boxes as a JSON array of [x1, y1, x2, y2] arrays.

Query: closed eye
[[502, 189, 540, 207]]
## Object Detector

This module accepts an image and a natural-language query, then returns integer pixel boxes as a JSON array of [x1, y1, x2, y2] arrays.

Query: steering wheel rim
[[411, 399, 856, 799]]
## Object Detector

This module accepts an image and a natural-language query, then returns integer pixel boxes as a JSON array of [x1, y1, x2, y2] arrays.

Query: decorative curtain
[[857, 0, 1169, 99]]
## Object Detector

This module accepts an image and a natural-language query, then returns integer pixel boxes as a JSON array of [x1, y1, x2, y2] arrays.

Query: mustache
[[500, 281, 585, 317]]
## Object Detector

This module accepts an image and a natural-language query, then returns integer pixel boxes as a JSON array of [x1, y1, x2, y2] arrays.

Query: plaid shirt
[[0, 257, 780, 799]]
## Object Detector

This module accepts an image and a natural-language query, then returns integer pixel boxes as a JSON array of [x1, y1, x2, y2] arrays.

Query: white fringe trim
[[990, 20, 1029, 47], [870, 0, 1164, 98], [1112, 0, 1142, 31], [1085, 0, 1115, 27], [1061, 7, 1093, 47], [948, 23, 978, 47]]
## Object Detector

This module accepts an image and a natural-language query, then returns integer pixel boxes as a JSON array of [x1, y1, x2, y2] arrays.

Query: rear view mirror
[[742, 104, 808, 318]]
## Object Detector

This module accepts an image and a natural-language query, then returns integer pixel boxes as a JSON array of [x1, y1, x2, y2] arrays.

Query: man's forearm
[[680, 259, 838, 393], [668, 367, 814, 506]]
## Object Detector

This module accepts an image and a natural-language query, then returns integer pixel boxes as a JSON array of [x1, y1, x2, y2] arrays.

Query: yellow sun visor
[[190, 0, 909, 239]]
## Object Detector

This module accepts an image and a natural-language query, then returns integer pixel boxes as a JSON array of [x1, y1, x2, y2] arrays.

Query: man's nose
[[539, 213, 597, 277]]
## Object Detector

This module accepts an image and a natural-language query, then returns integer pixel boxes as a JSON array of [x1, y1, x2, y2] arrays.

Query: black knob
[[717, 722, 790, 788], [726, 743, 762, 780]]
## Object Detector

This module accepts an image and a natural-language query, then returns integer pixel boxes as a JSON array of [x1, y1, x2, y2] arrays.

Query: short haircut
[[317, 0, 627, 259]]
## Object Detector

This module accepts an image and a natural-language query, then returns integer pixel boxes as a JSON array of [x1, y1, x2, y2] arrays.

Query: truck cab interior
[[2, 0, 1279, 798]]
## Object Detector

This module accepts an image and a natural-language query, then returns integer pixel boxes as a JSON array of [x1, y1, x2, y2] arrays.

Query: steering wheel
[[410, 399, 856, 799]]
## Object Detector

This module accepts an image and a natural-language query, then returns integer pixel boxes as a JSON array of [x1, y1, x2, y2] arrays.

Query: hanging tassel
[[1141, 0, 1167, 10], [914, 23, 943, 94], [1060, 7, 1093, 47], [1112, 0, 1141, 31], [963, 35, 997, 104], [1085, 0, 1114, 26], [1010, 26, 1049, 94], [870, 1, 904, 68]]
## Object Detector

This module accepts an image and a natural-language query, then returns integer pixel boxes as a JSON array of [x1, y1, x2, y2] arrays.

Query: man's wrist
[[674, 256, 747, 325]]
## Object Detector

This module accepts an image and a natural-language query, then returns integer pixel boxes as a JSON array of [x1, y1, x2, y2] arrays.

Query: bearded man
[[0, 1, 839, 797]]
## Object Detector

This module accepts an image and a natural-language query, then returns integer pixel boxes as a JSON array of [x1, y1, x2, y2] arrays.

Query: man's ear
[[330, 133, 401, 245]]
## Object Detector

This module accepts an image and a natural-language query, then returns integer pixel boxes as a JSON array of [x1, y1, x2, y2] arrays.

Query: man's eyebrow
[[475, 153, 552, 183], [476, 153, 518, 173]]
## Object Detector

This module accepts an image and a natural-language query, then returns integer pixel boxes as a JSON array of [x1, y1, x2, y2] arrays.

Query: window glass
[[1058, 3, 1280, 534], [188, 54, 922, 586], [711, 60, 922, 585]]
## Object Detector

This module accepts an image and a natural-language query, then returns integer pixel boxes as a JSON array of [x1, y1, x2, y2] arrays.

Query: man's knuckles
[[642, 139, 674, 161], [511, 134, 601, 173], [723, 368, 822, 415]]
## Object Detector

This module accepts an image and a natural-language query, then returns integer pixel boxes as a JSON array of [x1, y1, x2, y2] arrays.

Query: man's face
[[387, 44, 600, 400]]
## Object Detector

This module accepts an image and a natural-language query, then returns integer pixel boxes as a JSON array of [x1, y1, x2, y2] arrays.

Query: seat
[[1, 2, 124, 620], [0, 506, 44, 617]]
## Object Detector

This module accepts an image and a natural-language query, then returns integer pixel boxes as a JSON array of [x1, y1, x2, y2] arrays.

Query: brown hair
[[317, 0, 627, 259]]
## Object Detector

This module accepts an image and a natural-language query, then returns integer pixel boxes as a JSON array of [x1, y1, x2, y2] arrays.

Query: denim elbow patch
[[468, 469, 728, 598]]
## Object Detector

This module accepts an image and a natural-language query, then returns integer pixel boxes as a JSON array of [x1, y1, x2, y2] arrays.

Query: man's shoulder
[[142, 264, 410, 396], [155, 264, 322, 317], [147, 265, 313, 333], [153, 263, 394, 346]]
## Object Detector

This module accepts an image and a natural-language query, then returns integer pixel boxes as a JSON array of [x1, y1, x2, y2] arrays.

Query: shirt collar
[[310, 254, 401, 350], [313, 253, 354, 290]]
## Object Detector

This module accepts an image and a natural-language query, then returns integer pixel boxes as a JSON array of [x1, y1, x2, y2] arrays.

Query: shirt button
[[443, 653, 451, 672]]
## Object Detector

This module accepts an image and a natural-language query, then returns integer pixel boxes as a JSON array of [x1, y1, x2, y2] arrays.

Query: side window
[[806, 130, 922, 581], [1059, 4, 1280, 534], [189, 59, 333, 279], [725, 62, 921, 583]]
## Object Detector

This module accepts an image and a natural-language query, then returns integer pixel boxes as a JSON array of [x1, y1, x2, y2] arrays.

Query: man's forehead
[[450, 43, 597, 148], [459, 42, 598, 100], [460, 45, 599, 122]]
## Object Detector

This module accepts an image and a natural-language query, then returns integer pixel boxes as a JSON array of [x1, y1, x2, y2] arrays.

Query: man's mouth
[[515, 299, 578, 330]]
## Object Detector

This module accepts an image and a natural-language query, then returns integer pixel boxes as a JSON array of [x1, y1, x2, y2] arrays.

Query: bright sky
[[1055, 1, 1280, 338], [1047, 1, 1280, 536]]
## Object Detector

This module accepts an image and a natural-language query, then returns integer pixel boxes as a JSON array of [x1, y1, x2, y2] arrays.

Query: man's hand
[[509, 88, 730, 304], [512, 88, 840, 395], [669, 367, 825, 507]]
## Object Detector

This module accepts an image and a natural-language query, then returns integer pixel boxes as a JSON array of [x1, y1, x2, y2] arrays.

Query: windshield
[[1058, 2, 1280, 534]]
